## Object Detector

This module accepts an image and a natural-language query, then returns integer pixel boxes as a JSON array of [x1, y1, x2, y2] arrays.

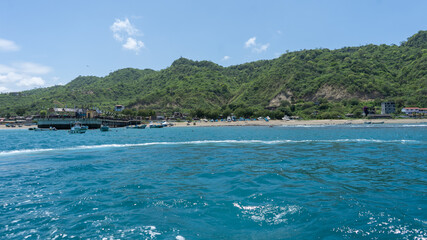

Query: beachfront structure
[[114, 105, 124, 112], [401, 107, 420, 115], [49, 108, 77, 117], [401, 107, 427, 116], [48, 108, 100, 118], [381, 102, 395, 114], [85, 109, 99, 118]]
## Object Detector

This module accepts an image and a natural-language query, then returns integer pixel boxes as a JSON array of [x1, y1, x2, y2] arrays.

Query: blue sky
[[0, 0, 426, 92]]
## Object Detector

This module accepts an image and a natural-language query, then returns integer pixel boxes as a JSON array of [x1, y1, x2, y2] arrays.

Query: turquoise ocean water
[[0, 124, 426, 239]]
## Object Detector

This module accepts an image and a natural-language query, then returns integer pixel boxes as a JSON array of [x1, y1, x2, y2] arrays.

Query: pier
[[36, 118, 138, 129]]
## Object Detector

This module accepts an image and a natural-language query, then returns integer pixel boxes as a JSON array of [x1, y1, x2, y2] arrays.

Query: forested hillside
[[0, 31, 425, 119]]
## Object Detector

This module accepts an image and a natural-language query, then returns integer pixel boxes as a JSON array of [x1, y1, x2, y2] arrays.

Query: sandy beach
[[171, 118, 427, 127], [0, 125, 33, 130]]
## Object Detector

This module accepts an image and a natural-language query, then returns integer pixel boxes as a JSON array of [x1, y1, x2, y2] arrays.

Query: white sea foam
[[402, 124, 427, 127], [0, 139, 421, 156], [334, 211, 427, 238], [233, 202, 301, 225]]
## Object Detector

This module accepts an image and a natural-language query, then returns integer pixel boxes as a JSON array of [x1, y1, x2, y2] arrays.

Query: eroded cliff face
[[309, 85, 382, 101], [268, 91, 294, 107], [268, 84, 383, 107]]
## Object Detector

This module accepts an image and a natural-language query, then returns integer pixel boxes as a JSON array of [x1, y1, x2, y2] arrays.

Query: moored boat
[[69, 122, 88, 134], [31, 126, 57, 131], [100, 125, 110, 131], [126, 124, 146, 129]]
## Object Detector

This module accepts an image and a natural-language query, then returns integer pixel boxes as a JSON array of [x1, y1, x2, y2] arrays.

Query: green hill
[[0, 31, 426, 119]]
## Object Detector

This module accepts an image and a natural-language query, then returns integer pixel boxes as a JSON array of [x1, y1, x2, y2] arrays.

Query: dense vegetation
[[1, 31, 426, 119]]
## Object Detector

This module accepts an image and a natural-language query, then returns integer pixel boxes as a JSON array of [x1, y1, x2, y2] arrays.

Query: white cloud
[[0, 72, 45, 87], [245, 37, 256, 48], [254, 43, 270, 53], [14, 62, 52, 75], [244, 36, 270, 53], [222, 56, 230, 61], [110, 18, 145, 53], [110, 18, 140, 36], [17, 76, 45, 87], [0, 38, 20, 51], [0, 62, 52, 75], [123, 37, 144, 52], [0, 62, 51, 92], [0, 86, 9, 93]]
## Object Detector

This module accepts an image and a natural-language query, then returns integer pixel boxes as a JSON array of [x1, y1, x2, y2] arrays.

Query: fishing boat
[[31, 126, 57, 131], [161, 121, 173, 127], [149, 123, 163, 128], [100, 125, 110, 131], [365, 121, 384, 125], [69, 122, 88, 134], [126, 124, 146, 129]]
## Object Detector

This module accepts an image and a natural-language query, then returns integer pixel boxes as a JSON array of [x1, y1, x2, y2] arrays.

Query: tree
[[40, 110, 47, 118], [16, 108, 26, 116], [122, 109, 135, 117]]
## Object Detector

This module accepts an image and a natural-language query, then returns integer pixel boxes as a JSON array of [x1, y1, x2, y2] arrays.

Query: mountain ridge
[[0, 31, 425, 118]]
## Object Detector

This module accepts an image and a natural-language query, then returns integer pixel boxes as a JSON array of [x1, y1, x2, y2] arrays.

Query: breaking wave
[[0, 139, 421, 156]]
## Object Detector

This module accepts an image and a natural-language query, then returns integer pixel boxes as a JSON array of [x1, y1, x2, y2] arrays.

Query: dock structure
[[36, 118, 137, 129]]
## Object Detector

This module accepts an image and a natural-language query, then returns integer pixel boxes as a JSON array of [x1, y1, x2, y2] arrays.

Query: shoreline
[[0, 119, 425, 130], [171, 118, 426, 127]]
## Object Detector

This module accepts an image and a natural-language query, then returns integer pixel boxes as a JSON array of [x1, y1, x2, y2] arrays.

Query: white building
[[401, 107, 419, 115]]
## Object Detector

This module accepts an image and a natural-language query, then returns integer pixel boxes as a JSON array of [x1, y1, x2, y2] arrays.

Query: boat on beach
[[69, 122, 88, 134], [161, 121, 174, 127], [126, 124, 146, 129], [364, 121, 384, 125], [149, 122, 163, 128]]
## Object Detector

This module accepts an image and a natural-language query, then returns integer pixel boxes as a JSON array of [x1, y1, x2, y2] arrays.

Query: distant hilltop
[[0, 30, 426, 120]]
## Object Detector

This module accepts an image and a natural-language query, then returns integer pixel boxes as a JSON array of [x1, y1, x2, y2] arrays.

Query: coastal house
[[401, 107, 420, 115], [47, 108, 100, 118], [381, 102, 395, 114], [114, 105, 124, 112], [15, 116, 26, 124], [49, 108, 78, 117], [86, 109, 99, 118], [401, 107, 427, 116]]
